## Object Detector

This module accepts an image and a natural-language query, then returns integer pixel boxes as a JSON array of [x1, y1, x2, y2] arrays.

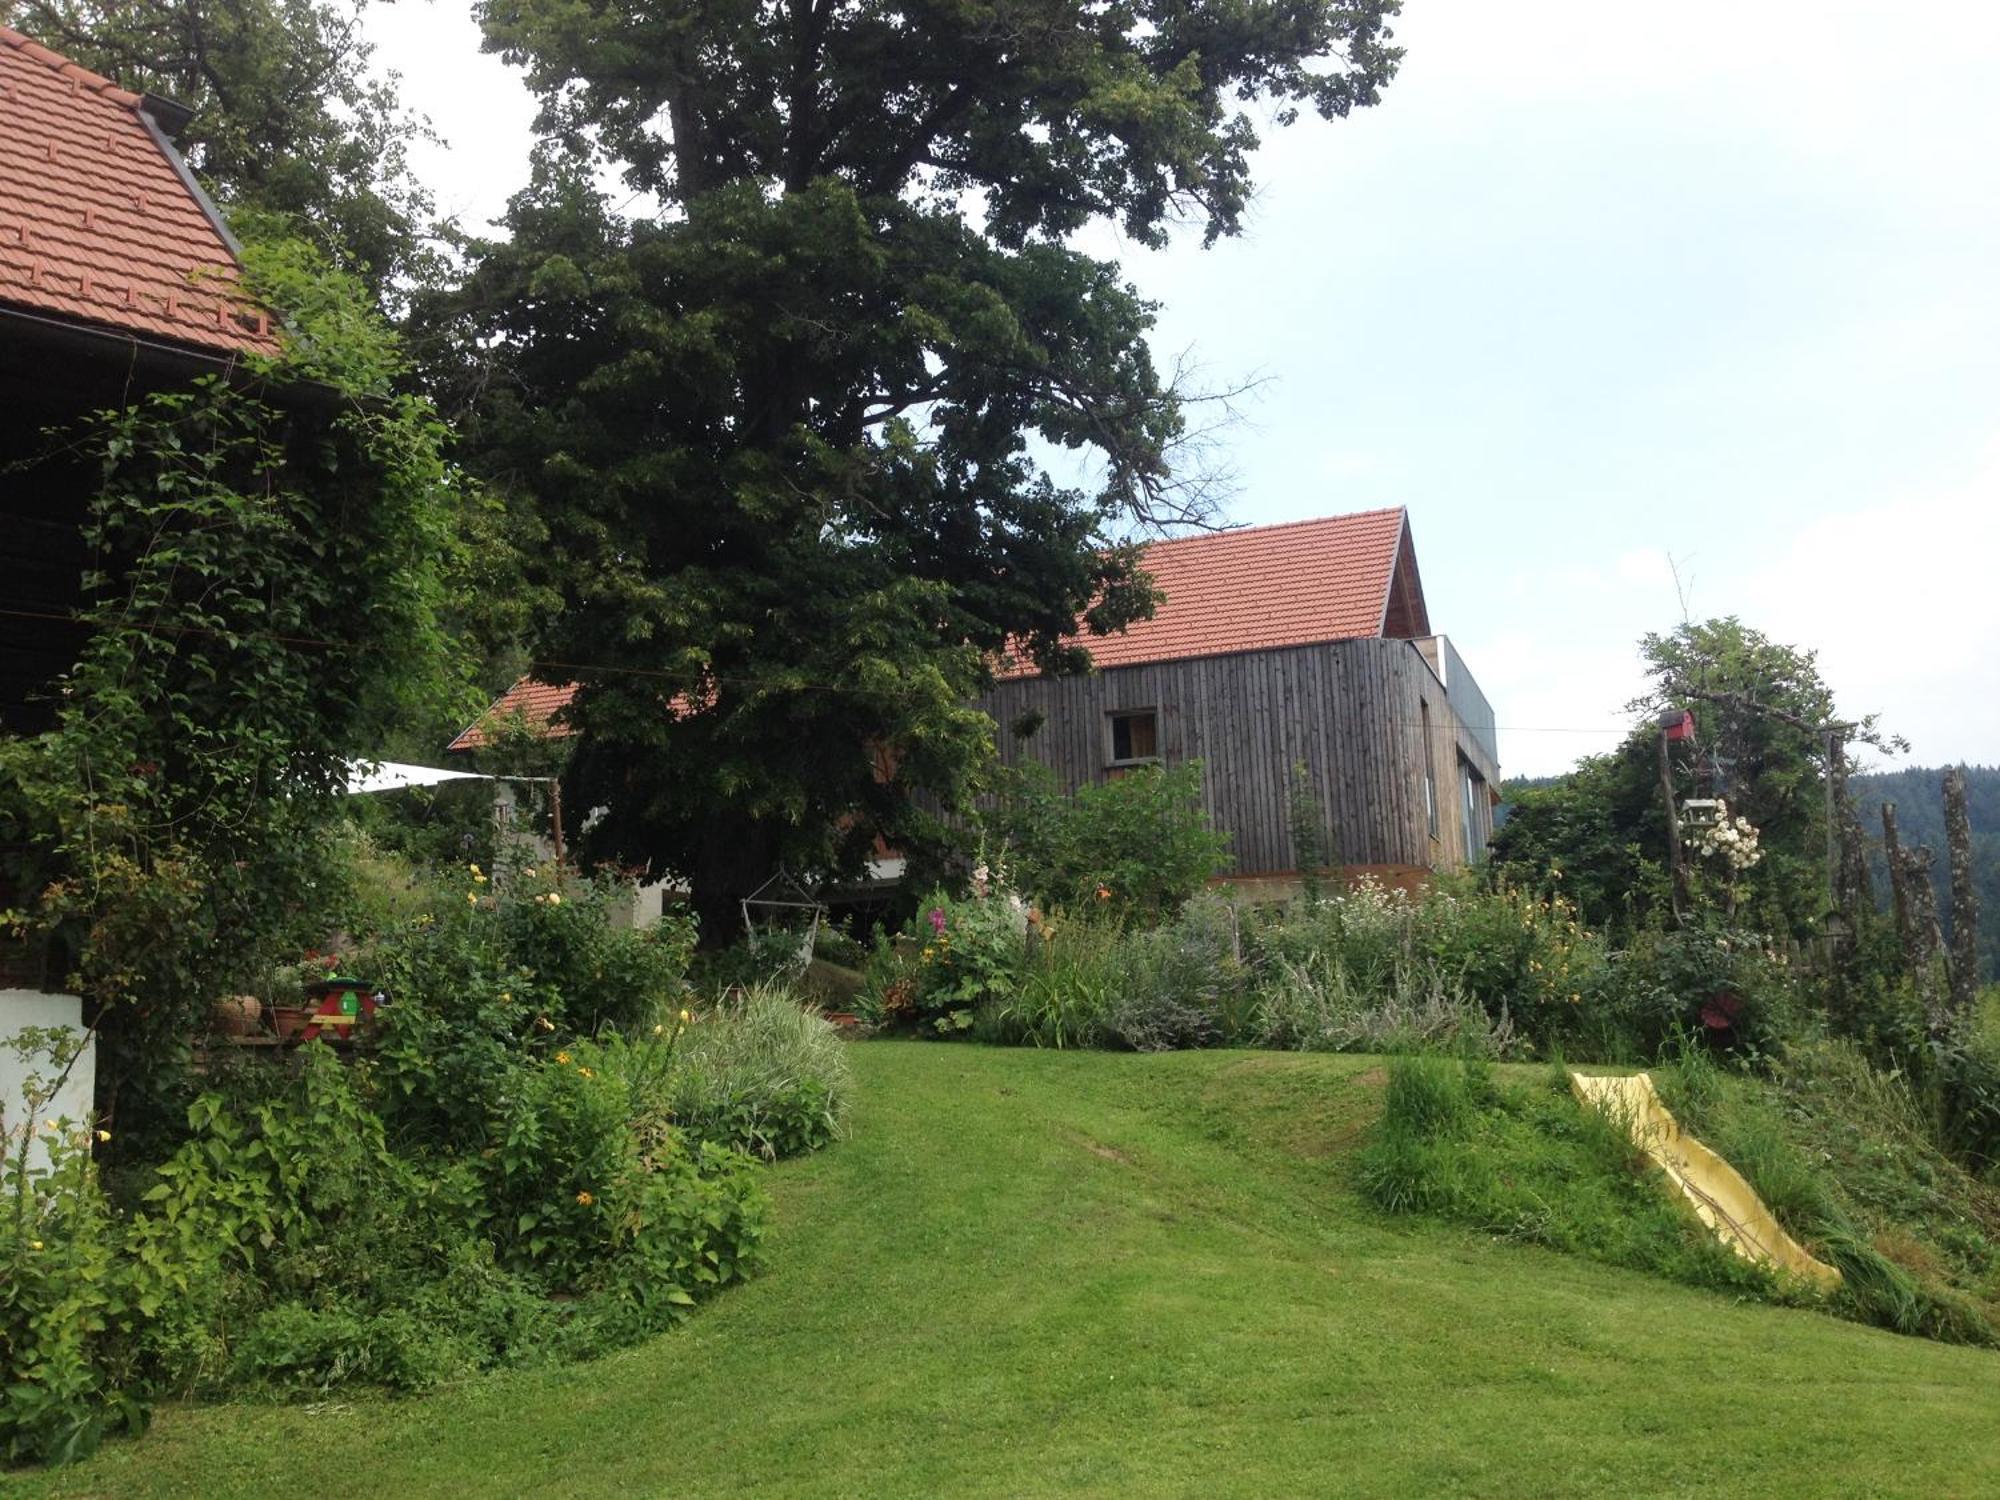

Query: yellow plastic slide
[[1569, 1070, 1842, 1293]]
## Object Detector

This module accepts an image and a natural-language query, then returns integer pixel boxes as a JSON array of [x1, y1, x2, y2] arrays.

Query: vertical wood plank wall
[[974, 639, 1501, 877]]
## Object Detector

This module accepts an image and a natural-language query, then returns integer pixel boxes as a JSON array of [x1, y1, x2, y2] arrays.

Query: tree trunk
[[1899, 844, 1948, 1039], [1882, 801, 1913, 956], [1944, 766, 1981, 1019], [1831, 739, 1871, 929]]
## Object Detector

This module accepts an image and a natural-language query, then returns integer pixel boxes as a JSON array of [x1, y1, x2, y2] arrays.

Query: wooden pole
[[549, 778, 566, 869]]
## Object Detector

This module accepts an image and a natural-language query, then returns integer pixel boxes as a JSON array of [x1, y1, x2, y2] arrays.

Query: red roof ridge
[[1135, 505, 1406, 552], [0, 25, 143, 108]]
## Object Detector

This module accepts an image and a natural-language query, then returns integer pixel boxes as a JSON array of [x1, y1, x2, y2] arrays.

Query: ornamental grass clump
[[651, 985, 854, 1159]]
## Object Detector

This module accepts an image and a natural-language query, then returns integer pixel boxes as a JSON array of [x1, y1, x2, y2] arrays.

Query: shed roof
[[1000, 506, 1425, 677], [0, 26, 279, 358]]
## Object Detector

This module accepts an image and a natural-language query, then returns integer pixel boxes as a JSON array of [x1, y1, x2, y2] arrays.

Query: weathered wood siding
[[975, 638, 1500, 877]]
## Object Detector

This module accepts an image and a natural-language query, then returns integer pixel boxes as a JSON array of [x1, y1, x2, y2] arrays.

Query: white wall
[[2, 991, 96, 1174]]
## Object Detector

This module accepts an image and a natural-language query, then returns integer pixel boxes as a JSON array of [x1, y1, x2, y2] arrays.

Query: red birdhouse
[[1660, 709, 1696, 742]]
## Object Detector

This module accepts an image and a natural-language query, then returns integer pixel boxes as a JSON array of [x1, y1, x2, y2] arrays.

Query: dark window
[[1421, 700, 1438, 839], [1461, 759, 1486, 861], [1108, 709, 1159, 766]]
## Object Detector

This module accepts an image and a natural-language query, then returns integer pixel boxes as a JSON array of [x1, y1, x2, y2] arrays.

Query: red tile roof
[[1001, 506, 1415, 677], [0, 26, 280, 358], [448, 678, 579, 752]]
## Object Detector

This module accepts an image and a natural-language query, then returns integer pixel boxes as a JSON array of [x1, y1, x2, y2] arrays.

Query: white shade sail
[[342, 760, 492, 796]]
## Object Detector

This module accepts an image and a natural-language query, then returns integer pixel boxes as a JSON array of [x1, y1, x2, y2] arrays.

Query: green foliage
[[866, 889, 1029, 1036], [1287, 760, 1335, 901], [368, 866, 698, 1150], [648, 985, 855, 1160], [1488, 743, 1670, 934], [985, 761, 1233, 921], [1582, 927, 1799, 1064], [0, 230, 486, 1130], [436, 0, 1397, 931], [1, 1033, 144, 1466]]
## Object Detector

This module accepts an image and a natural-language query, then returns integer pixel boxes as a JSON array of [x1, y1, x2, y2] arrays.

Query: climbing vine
[[0, 231, 484, 1133]]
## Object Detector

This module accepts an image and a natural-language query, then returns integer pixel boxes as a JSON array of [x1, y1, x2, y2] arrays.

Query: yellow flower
[[28, 1240, 42, 1251], [679, 1008, 692, 1025], [547, 892, 561, 906], [467, 891, 479, 905], [535, 1015, 555, 1032], [469, 863, 483, 877], [578, 1066, 595, 1079], [652, 1023, 665, 1037], [555, 1051, 572, 1066], [575, 1190, 594, 1207], [525, 867, 538, 879], [96, 1129, 111, 1143]]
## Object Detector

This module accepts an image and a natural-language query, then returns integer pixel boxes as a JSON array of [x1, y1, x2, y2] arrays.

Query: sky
[[368, 0, 2000, 778]]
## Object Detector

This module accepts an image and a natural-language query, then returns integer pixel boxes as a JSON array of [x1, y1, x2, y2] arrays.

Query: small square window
[[1108, 709, 1159, 766]]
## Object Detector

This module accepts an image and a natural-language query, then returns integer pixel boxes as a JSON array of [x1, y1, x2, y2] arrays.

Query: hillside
[[28, 1045, 2000, 1499], [1854, 765, 1999, 981]]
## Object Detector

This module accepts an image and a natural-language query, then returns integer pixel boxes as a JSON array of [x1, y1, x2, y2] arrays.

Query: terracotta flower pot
[[271, 1005, 311, 1042]]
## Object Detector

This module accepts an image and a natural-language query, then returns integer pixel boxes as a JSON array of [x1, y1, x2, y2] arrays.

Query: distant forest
[[1853, 765, 1998, 983], [1497, 765, 1998, 981]]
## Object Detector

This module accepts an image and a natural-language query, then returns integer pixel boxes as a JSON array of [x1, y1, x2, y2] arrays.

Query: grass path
[[27, 1044, 2000, 1498]]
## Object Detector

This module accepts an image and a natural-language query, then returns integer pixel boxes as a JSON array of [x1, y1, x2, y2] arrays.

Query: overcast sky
[[369, 0, 2000, 778]]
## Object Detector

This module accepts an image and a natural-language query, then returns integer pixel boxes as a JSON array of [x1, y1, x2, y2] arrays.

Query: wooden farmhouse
[[455, 507, 1498, 896], [0, 24, 279, 736], [978, 507, 1500, 891]]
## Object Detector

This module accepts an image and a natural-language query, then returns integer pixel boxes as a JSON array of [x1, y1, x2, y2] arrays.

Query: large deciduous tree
[[439, 0, 1401, 935]]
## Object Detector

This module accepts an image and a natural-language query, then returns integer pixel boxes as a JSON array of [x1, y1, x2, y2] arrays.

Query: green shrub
[[1254, 959, 1518, 1058], [864, 890, 1027, 1036], [651, 986, 854, 1159], [1587, 926, 1798, 1064], [1, 1063, 145, 1466], [985, 761, 1232, 922], [982, 916, 1120, 1048]]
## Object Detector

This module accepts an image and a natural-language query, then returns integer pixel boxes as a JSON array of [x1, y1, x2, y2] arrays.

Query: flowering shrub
[[865, 889, 1028, 1035], [1692, 803, 1763, 872]]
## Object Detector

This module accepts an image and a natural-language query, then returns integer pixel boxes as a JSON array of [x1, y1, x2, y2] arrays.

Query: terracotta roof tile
[[0, 26, 279, 357], [447, 679, 580, 752], [1001, 507, 1412, 677]]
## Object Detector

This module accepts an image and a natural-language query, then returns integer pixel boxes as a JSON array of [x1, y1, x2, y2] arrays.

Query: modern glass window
[[1108, 709, 1160, 766]]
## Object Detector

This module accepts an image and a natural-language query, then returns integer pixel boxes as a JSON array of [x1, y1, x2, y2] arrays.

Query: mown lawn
[[23, 1044, 2000, 1498]]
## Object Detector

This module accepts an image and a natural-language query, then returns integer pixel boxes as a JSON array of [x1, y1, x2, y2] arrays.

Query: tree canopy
[[437, 0, 1401, 933]]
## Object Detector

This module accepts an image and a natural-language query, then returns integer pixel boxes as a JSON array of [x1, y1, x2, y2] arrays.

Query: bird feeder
[[1681, 798, 1724, 830]]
